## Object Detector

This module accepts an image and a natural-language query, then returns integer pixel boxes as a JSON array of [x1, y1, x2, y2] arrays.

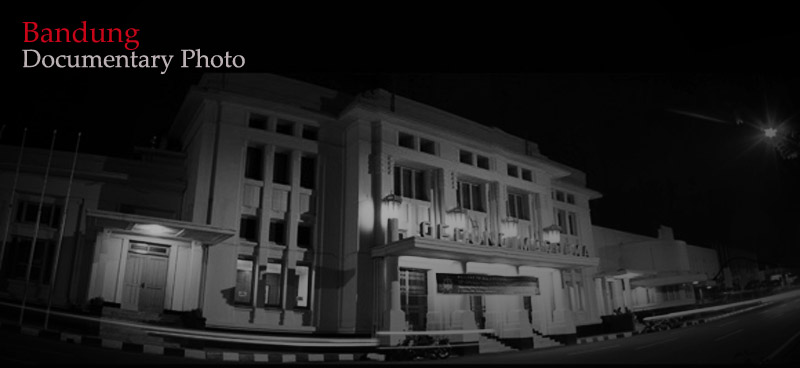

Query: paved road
[[421, 294, 800, 364]]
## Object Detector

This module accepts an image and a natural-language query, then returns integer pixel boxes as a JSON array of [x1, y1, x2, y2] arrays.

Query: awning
[[630, 273, 708, 288], [86, 209, 236, 245], [371, 235, 599, 268]]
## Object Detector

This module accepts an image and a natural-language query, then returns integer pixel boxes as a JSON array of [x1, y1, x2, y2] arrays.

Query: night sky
[[8, 7, 800, 267]]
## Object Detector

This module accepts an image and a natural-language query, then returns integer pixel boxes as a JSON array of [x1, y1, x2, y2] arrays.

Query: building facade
[[3, 74, 608, 350]]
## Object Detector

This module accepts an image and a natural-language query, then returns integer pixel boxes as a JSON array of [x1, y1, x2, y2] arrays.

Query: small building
[[592, 225, 719, 313]]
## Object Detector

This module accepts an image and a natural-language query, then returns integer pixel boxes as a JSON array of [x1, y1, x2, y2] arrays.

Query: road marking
[[634, 337, 679, 351], [718, 320, 738, 327], [767, 312, 786, 319], [567, 344, 620, 356], [714, 329, 744, 342], [765, 330, 800, 362]]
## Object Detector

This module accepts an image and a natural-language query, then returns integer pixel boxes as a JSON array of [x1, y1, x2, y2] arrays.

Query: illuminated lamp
[[132, 223, 180, 236], [543, 224, 561, 244]]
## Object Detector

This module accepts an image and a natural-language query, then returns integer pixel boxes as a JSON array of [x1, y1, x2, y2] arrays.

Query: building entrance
[[121, 242, 169, 313], [400, 268, 428, 331], [470, 295, 486, 329]]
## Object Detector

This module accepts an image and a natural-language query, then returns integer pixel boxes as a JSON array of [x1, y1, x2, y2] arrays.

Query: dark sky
[[8, 7, 800, 267]]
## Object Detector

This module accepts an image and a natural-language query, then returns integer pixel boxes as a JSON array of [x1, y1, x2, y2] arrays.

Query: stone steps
[[478, 334, 517, 354]]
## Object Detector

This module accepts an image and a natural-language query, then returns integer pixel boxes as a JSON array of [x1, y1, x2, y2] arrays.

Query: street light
[[764, 127, 778, 138]]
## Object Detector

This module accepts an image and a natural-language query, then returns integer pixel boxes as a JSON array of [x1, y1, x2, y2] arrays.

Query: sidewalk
[[577, 287, 800, 345]]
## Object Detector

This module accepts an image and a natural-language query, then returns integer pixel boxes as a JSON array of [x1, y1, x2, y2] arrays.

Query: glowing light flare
[[131, 223, 180, 236], [764, 127, 778, 138]]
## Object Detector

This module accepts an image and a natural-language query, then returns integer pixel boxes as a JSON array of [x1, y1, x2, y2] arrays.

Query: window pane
[[260, 262, 282, 307], [269, 219, 286, 245], [289, 265, 311, 309], [302, 125, 318, 141], [398, 132, 415, 149], [235, 257, 253, 305], [459, 150, 473, 165], [245, 146, 264, 180], [471, 184, 483, 212], [508, 194, 517, 218], [273, 152, 290, 185], [420, 138, 436, 155], [402, 168, 413, 198], [300, 156, 316, 189], [249, 114, 269, 130], [460, 183, 471, 209], [507, 165, 518, 177], [297, 223, 312, 248], [240, 216, 259, 242], [393, 166, 401, 196], [414, 171, 426, 201], [276, 119, 295, 135], [476, 155, 489, 170], [522, 169, 532, 181]]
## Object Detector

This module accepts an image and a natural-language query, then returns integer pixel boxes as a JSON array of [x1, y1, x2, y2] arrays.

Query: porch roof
[[86, 209, 236, 245], [371, 236, 599, 269]]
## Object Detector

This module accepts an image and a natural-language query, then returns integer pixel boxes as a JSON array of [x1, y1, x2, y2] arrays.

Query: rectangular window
[[420, 138, 436, 155], [16, 201, 62, 229], [566, 193, 575, 205], [289, 265, 311, 309], [276, 119, 295, 136], [555, 190, 565, 202], [567, 212, 578, 236], [1, 237, 54, 284], [508, 193, 530, 220], [521, 169, 533, 182], [457, 181, 484, 212], [258, 261, 283, 308], [507, 164, 519, 178], [245, 146, 264, 180], [398, 132, 415, 149], [273, 152, 290, 185], [400, 268, 428, 331], [555, 209, 567, 234], [476, 155, 490, 170], [249, 114, 269, 130], [240, 215, 259, 242], [297, 223, 313, 249], [235, 255, 254, 305], [302, 125, 318, 141], [269, 219, 286, 245], [300, 156, 316, 189], [393, 166, 428, 201], [459, 150, 473, 165]]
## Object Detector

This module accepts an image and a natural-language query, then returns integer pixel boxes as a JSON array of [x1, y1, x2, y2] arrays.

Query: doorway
[[121, 242, 169, 313], [470, 295, 486, 329]]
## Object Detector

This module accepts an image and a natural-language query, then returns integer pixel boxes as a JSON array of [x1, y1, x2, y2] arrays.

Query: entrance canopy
[[86, 209, 236, 245], [372, 236, 599, 269]]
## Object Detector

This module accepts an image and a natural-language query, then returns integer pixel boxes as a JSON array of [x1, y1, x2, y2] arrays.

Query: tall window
[[269, 219, 286, 245], [300, 156, 316, 189], [1, 237, 55, 284], [235, 255, 254, 305], [240, 215, 259, 242], [393, 166, 428, 201], [245, 146, 264, 180], [288, 264, 311, 309], [273, 152, 290, 185], [507, 193, 530, 220], [258, 261, 283, 308], [400, 268, 428, 331], [555, 208, 567, 234], [16, 201, 62, 228], [457, 181, 484, 212], [567, 212, 579, 236]]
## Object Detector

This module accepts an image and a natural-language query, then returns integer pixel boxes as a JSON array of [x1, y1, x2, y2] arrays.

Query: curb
[[577, 331, 633, 344], [0, 320, 363, 363]]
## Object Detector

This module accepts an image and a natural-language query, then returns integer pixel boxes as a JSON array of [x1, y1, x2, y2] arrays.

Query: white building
[[2, 74, 608, 352]]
